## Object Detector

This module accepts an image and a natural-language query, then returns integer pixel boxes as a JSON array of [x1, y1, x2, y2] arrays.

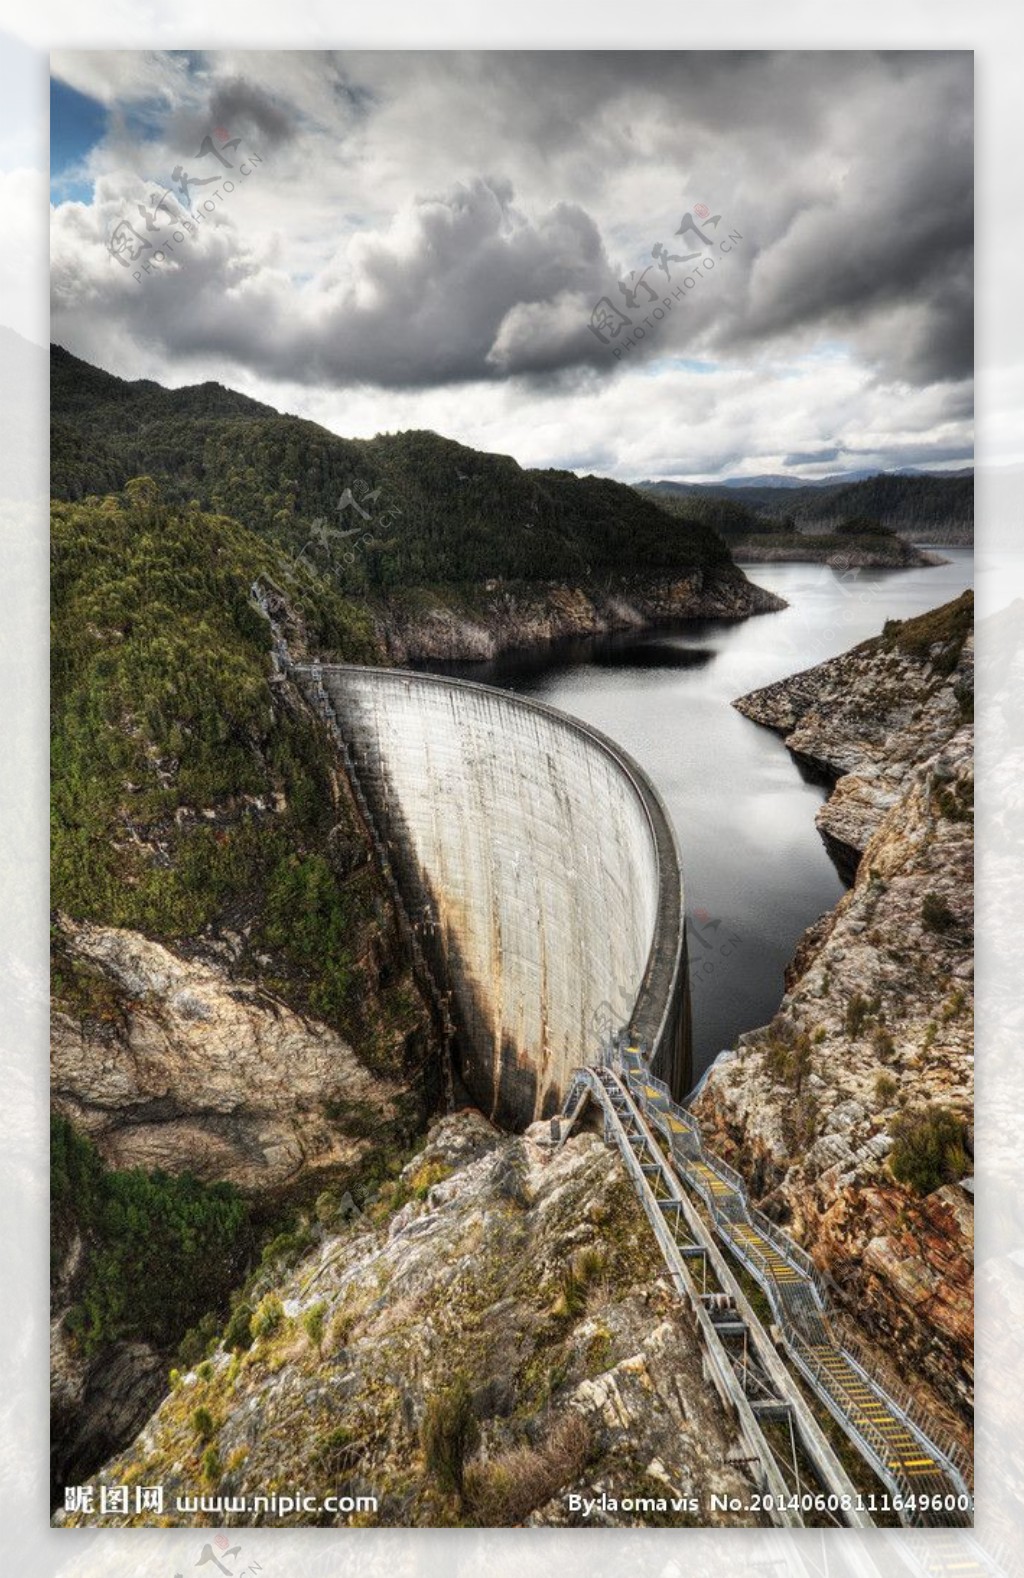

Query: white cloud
[[48, 49, 976, 477]]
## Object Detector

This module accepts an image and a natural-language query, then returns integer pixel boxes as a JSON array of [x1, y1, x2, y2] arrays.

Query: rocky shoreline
[[373, 567, 785, 664], [695, 593, 974, 1434]]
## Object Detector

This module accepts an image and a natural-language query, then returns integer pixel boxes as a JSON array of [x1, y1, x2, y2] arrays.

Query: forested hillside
[[51, 346, 730, 590], [51, 479, 394, 1024]]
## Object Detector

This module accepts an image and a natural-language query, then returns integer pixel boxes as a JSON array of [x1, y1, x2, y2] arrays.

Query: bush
[[314, 1425, 359, 1476], [874, 1073, 898, 1105], [177, 1313, 223, 1369], [551, 1247, 607, 1319], [872, 1025, 896, 1061], [191, 1406, 215, 1442], [763, 1026, 813, 1090], [921, 893, 957, 934], [833, 515, 894, 537], [223, 1301, 255, 1353], [250, 1294, 285, 1342], [844, 994, 878, 1039], [202, 1446, 222, 1483], [303, 1301, 327, 1355], [420, 1372, 480, 1496], [889, 1105, 969, 1195], [51, 1115, 251, 1357], [464, 1412, 591, 1525]]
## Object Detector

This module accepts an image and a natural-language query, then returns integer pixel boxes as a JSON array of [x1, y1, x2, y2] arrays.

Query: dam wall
[[304, 665, 690, 1127]]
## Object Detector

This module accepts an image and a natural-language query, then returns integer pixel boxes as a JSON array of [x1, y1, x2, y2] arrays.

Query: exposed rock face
[[735, 594, 973, 874], [57, 1112, 767, 1528], [51, 909, 435, 1503], [376, 570, 785, 663], [52, 917, 418, 1192], [698, 598, 973, 1436]]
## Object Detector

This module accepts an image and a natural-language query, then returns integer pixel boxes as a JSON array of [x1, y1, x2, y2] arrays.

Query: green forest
[[51, 345, 730, 593], [52, 1114, 253, 1355], [51, 480, 393, 1029]]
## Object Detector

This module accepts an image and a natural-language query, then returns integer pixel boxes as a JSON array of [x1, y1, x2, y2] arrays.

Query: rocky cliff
[[696, 593, 973, 1436], [56, 1111, 767, 1529], [50, 909, 435, 1504], [52, 916, 422, 1193], [374, 569, 784, 663]]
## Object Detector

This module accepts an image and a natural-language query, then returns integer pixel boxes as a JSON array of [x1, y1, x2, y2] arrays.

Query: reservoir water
[[421, 549, 974, 1082]]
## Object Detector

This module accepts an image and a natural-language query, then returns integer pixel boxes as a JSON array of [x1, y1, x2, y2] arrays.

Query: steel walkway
[[562, 1041, 973, 1529], [563, 1063, 873, 1528]]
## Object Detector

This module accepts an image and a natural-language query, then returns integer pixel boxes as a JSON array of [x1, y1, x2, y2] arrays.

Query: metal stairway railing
[[564, 1062, 875, 1528], [600, 1040, 973, 1527]]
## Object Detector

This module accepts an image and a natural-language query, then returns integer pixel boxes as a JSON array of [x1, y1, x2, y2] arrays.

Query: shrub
[[763, 1027, 813, 1090], [874, 1073, 898, 1105], [51, 1114, 252, 1358], [303, 1301, 327, 1356], [314, 1425, 359, 1476], [834, 515, 894, 537], [177, 1313, 222, 1370], [223, 1301, 255, 1353], [872, 1026, 896, 1061], [408, 1159, 452, 1201], [259, 1225, 314, 1274], [551, 1248, 607, 1319], [250, 1293, 285, 1342], [330, 1303, 361, 1350], [191, 1405, 215, 1442], [420, 1372, 480, 1496], [202, 1446, 222, 1483], [464, 1412, 591, 1525], [921, 893, 957, 934], [889, 1105, 969, 1195], [844, 994, 877, 1039]]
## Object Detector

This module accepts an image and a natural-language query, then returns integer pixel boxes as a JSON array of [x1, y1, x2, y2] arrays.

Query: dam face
[[308, 666, 691, 1128]]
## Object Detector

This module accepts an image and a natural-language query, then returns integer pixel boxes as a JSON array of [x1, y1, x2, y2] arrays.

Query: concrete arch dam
[[302, 665, 691, 1129]]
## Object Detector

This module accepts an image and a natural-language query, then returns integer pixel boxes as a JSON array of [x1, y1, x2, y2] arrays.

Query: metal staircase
[[564, 1062, 873, 1528], [565, 1038, 974, 1529]]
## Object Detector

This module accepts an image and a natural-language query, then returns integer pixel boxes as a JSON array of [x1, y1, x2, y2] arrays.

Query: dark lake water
[[420, 549, 974, 1083]]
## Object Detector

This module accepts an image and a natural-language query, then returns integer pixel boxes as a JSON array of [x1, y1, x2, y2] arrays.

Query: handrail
[[605, 1049, 973, 1523], [569, 1066, 873, 1528]]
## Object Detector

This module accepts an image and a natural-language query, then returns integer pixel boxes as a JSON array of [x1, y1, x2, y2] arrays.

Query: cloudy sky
[[49, 49, 973, 482]]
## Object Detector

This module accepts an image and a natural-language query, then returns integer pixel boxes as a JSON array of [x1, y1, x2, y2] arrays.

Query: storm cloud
[[49, 49, 973, 479]]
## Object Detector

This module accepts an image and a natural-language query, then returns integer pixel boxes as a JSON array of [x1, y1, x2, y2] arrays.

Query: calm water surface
[[421, 550, 974, 1082]]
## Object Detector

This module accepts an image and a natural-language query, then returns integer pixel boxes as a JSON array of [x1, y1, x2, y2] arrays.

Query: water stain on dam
[[306, 666, 691, 1130]]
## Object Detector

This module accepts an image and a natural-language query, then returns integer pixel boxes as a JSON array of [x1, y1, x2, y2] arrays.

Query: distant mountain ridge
[[639, 466, 974, 491], [638, 470, 973, 541]]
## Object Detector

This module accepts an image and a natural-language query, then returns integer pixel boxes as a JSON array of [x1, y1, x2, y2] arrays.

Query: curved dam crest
[[303, 665, 691, 1128]]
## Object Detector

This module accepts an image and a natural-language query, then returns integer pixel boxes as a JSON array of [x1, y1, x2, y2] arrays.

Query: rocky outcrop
[[50, 908, 436, 1503], [698, 596, 974, 1436], [734, 591, 973, 873], [375, 569, 785, 663], [56, 1112, 768, 1528], [51, 916, 421, 1193]]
